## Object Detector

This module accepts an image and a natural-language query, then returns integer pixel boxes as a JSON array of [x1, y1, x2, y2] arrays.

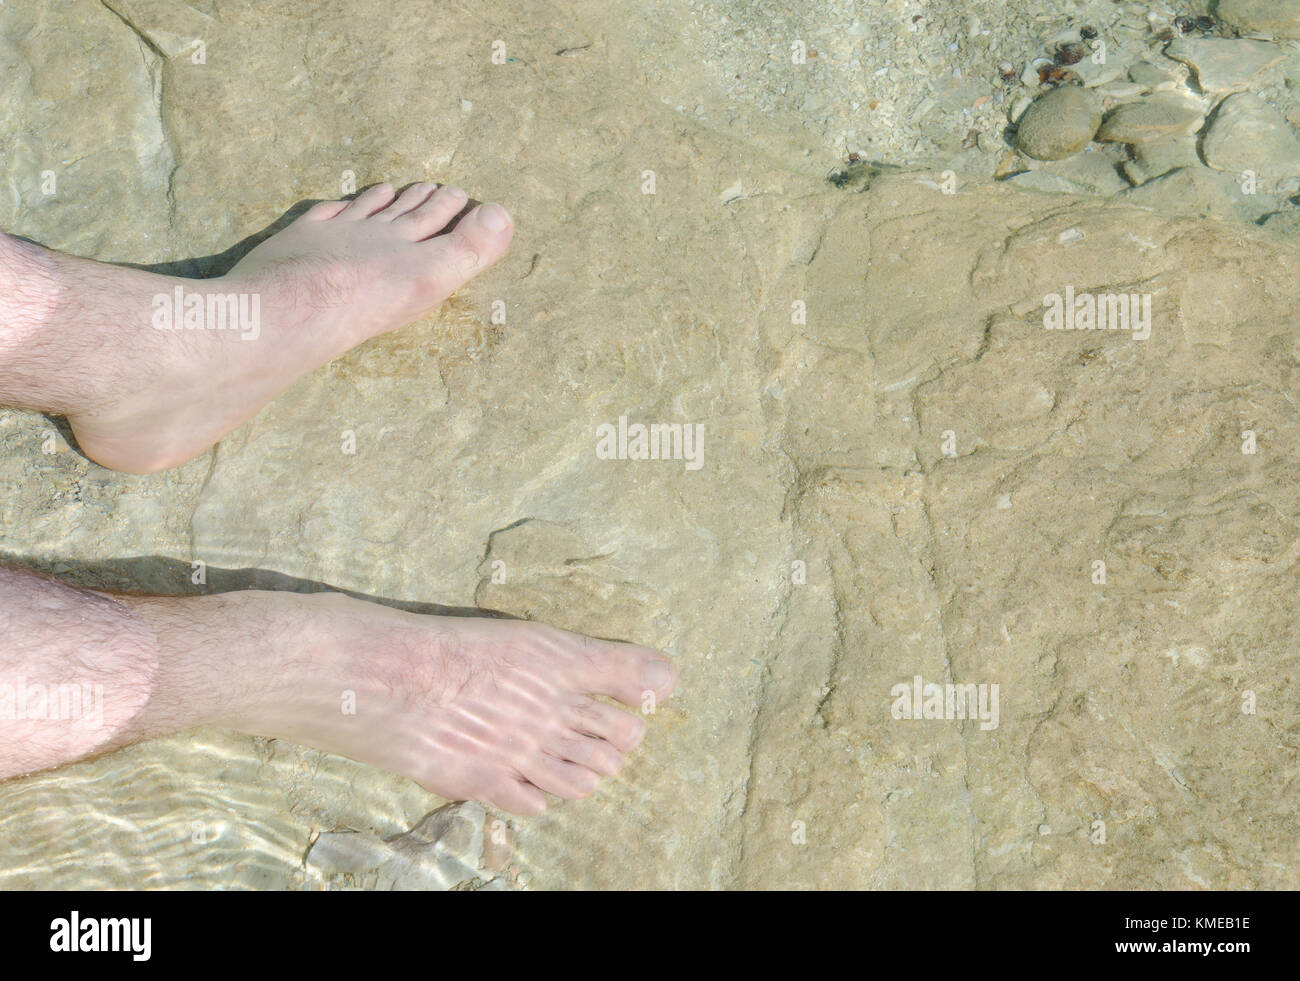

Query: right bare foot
[[0, 183, 512, 473], [129, 591, 678, 816]]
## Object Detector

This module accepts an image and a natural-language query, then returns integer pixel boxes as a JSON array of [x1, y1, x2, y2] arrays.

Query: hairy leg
[[0, 565, 157, 775], [0, 567, 676, 815]]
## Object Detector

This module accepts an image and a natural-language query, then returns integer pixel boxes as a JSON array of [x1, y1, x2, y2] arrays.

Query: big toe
[[423, 202, 513, 301]]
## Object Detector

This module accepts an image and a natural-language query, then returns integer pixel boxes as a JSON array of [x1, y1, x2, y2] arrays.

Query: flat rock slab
[[1097, 96, 1205, 144], [1131, 134, 1203, 176], [1119, 165, 1261, 221], [1007, 171, 1095, 196], [1216, 0, 1300, 39], [1127, 61, 1181, 91], [1203, 92, 1300, 179], [1164, 38, 1286, 93]]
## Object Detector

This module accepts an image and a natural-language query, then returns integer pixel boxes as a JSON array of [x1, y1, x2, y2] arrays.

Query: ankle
[[0, 234, 164, 417], [119, 590, 326, 737]]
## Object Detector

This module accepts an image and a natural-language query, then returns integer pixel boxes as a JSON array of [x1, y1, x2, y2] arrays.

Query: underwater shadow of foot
[[118, 183, 480, 278], [0, 552, 519, 621]]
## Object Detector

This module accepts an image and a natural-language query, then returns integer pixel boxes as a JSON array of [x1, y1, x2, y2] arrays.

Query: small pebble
[[1041, 66, 1080, 86], [1055, 42, 1087, 65]]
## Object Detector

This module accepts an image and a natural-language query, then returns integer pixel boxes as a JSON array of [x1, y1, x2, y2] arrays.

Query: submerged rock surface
[[1, 0, 1298, 890]]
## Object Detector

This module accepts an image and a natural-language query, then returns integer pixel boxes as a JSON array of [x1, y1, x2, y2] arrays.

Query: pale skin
[[0, 183, 677, 815]]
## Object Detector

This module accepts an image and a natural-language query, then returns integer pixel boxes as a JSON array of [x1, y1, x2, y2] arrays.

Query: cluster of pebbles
[[999, 0, 1300, 229], [664, 0, 1296, 231]]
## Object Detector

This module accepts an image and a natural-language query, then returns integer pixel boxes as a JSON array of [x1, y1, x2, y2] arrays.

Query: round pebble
[[1014, 85, 1102, 160]]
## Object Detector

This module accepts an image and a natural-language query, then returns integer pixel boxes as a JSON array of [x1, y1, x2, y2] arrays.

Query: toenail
[[642, 660, 672, 691], [478, 202, 510, 232], [443, 185, 467, 200]]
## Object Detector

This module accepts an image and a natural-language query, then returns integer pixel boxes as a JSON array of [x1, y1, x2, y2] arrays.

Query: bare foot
[[0, 183, 512, 473], [135, 591, 678, 815]]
